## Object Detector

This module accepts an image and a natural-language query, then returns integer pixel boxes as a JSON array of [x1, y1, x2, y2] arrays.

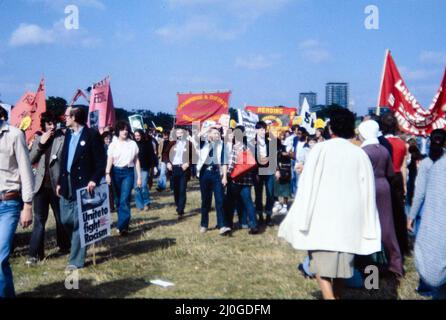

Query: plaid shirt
[[228, 144, 255, 186]]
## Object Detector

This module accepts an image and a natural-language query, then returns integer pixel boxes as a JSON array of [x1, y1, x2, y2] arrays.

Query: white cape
[[278, 138, 381, 255]]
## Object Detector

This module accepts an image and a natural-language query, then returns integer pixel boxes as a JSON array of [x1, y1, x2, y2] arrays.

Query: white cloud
[[155, 16, 239, 42], [235, 54, 280, 70], [299, 39, 331, 63], [9, 20, 101, 48], [299, 39, 321, 50], [157, 0, 291, 42], [400, 66, 439, 81], [419, 51, 446, 65], [9, 23, 55, 47]]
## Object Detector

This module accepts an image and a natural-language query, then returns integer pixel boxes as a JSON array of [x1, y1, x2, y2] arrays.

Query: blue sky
[[1, 0, 446, 115]]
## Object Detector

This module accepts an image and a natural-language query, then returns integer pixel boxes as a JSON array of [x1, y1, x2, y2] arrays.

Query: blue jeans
[[254, 174, 275, 217], [200, 168, 225, 229], [112, 167, 135, 232], [134, 169, 151, 210], [226, 183, 257, 229], [157, 162, 167, 190], [290, 159, 297, 196], [0, 199, 21, 298], [60, 197, 86, 268]]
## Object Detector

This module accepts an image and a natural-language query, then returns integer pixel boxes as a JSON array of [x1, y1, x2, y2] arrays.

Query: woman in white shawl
[[278, 107, 381, 299]]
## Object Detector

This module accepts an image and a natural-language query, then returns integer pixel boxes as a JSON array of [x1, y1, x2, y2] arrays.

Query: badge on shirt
[[80, 141, 86, 147], [51, 154, 57, 160]]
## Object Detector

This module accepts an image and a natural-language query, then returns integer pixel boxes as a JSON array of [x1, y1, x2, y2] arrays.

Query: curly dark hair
[[328, 107, 356, 139], [40, 110, 58, 131]]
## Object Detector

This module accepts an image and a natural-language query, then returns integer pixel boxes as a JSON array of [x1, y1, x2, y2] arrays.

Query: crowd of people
[[0, 104, 445, 299]]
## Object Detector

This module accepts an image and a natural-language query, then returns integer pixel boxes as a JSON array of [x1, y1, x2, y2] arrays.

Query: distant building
[[299, 92, 317, 109], [326, 82, 349, 108]]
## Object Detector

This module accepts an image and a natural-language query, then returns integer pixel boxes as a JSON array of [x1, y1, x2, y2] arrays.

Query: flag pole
[[376, 49, 390, 116]]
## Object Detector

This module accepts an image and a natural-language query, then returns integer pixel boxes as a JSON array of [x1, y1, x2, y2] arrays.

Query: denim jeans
[[0, 199, 21, 298], [29, 187, 70, 259], [172, 166, 187, 215], [157, 162, 167, 190], [199, 167, 225, 229], [60, 197, 86, 268], [226, 183, 257, 229], [112, 167, 135, 232], [134, 169, 151, 210], [254, 174, 275, 217], [290, 159, 297, 196]]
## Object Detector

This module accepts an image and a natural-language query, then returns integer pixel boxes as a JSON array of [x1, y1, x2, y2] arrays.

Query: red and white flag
[[88, 77, 116, 132], [10, 78, 47, 143], [378, 50, 446, 135]]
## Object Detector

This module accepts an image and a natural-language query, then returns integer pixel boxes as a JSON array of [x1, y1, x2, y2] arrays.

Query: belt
[[0, 191, 21, 201]]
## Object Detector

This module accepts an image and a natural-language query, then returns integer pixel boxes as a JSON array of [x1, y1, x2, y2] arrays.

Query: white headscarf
[[358, 120, 380, 148]]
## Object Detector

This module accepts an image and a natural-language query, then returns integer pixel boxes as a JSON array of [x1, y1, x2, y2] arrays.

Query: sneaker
[[272, 202, 282, 214], [200, 227, 207, 234], [65, 265, 78, 272], [219, 227, 231, 236], [279, 205, 288, 215], [26, 257, 38, 266]]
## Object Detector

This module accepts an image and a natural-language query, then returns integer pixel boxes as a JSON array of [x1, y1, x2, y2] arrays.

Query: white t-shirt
[[258, 138, 267, 158], [108, 139, 139, 168]]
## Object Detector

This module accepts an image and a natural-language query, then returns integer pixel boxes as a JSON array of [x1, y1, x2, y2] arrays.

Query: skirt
[[309, 251, 355, 279], [274, 180, 291, 198]]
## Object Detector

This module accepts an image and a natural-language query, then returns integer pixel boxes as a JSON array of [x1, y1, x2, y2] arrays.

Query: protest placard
[[129, 114, 145, 132], [76, 179, 111, 248]]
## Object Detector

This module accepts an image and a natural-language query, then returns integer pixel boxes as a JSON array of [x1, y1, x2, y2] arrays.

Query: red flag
[[70, 89, 88, 106], [378, 50, 446, 135], [88, 77, 115, 132], [10, 78, 47, 143], [176, 91, 230, 126]]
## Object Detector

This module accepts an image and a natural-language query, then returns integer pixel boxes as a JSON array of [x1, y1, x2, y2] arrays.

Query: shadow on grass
[[87, 238, 176, 266], [18, 277, 150, 298], [309, 276, 400, 300]]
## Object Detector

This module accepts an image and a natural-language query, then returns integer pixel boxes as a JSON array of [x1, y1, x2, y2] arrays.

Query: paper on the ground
[[150, 279, 174, 287]]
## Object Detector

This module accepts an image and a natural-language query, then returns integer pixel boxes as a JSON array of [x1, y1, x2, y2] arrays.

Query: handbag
[[230, 149, 257, 179]]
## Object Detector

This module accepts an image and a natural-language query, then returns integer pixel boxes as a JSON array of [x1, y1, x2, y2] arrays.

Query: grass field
[[11, 180, 426, 299]]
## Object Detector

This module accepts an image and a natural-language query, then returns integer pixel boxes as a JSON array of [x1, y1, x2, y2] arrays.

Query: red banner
[[10, 78, 46, 143], [245, 106, 297, 134], [176, 91, 230, 126], [378, 50, 446, 135], [88, 77, 116, 132]]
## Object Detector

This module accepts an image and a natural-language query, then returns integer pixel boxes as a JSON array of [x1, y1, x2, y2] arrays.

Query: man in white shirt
[[167, 128, 192, 219]]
